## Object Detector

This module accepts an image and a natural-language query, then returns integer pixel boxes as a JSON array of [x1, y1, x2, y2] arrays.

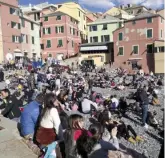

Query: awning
[[80, 46, 108, 51], [14, 53, 23, 57], [128, 58, 142, 61]]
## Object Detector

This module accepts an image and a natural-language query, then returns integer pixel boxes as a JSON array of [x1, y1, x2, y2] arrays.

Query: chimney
[[127, 4, 132, 8]]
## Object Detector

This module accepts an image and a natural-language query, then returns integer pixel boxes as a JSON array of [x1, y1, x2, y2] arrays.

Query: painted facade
[[113, 13, 164, 73], [41, 11, 81, 60], [87, 15, 122, 43], [0, 0, 22, 61], [56, 2, 87, 40]]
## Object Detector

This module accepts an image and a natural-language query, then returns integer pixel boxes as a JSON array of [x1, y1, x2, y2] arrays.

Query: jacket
[[139, 90, 149, 105], [20, 100, 42, 136], [0, 95, 21, 119]]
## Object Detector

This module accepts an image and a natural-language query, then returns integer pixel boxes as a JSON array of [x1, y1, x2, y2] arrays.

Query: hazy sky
[[19, 0, 164, 12]]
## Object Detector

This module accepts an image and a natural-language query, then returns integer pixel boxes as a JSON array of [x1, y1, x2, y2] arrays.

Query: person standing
[[139, 87, 149, 129]]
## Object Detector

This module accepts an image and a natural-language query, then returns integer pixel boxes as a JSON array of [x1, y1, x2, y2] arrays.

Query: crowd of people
[[0, 61, 164, 158]]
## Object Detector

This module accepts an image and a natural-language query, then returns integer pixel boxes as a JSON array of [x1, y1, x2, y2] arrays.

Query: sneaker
[[135, 136, 144, 142], [128, 137, 136, 144], [144, 123, 148, 130]]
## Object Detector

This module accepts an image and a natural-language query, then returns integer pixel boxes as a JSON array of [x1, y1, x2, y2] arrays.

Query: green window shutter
[[72, 41, 74, 47], [18, 23, 21, 29], [58, 39, 63, 46], [119, 33, 123, 41], [61, 26, 64, 33], [133, 46, 138, 54], [147, 29, 152, 38], [55, 27, 58, 33], [43, 28, 45, 34], [47, 40, 51, 48], [70, 27, 72, 34], [12, 35, 15, 42], [44, 17, 48, 21], [19, 36, 22, 43], [73, 28, 75, 35], [119, 47, 123, 55], [48, 27, 51, 34]]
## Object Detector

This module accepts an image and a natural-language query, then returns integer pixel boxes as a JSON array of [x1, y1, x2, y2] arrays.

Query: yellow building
[[56, 2, 87, 39], [104, 7, 134, 20], [79, 42, 113, 67], [154, 40, 165, 74]]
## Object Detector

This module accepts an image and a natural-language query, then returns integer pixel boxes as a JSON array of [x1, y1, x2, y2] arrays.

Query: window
[[161, 18, 163, 23], [147, 44, 153, 53], [55, 26, 64, 33], [47, 40, 51, 48], [133, 45, 139, 54], [58, 39, 63, 47], [77, 31, 79, 36], [90, 37, 92, 43], [21, 19, 25, 27], [32, 36, 35, 44], [132, 21, 136, 25], [70, 17, 73, 22], [132, 61, 138, 70], [119, 22, 122, 28], [44, 17, 48, 21], [73, 28, 75, 35], [11, 21, 17, 28], [43, 28, 45, 34], [101, 56, 104, 62], [118, 47, 124, 56], [70, 27, 72, 34], [72, 40, 74, 48], [159, 46, 165, 52], [12, 35, 21, 43], [101, 35, 110, 42], [93, 36, 98, 43], [147, 17, 152, 23], [26, 35, 28, 43], [147, 29, 153, 38], [160, 30, 163, 38], [119, 32, 123, 41], [103, 24, 107, 30], [56, 16, 61, 20], [18, 23, 21, 29], [84, 15, 85, 20], [21, 34, 25, 43], [79, 11, 80, 17], [92, 25, 97, 31], [31, 22, 34, 30], [10, 8, 16, 14], [84, 25, 86, 29]]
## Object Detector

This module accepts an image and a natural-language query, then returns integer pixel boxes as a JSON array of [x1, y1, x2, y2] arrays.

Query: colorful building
[[41, 11, 81, 60], [20, 15, 41, 59], [113, 12, 164, 73], [87, 15, 123, 43], [0, 0, 22, 62], [55, 2, 87, 41]]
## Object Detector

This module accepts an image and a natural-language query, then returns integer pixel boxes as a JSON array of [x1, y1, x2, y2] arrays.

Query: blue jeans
[[142, 104, 148, 125]]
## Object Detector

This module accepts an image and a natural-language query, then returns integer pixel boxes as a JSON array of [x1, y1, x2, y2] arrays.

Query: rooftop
[[87, 14, 121, 25], [126, 12, 163, 22]]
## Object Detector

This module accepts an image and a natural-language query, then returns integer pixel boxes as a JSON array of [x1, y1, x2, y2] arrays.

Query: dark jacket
[[0, 95, 21, 119], [139, 90, 149, 105]]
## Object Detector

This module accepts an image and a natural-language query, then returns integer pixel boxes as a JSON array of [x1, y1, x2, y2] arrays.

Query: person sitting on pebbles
[[98, 110, 144, 144]]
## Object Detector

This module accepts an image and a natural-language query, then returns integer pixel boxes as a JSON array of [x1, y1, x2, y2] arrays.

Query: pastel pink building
[[0, 0, 22, 61], [41, 11, 81, 60], [113, 12, 164, 73]]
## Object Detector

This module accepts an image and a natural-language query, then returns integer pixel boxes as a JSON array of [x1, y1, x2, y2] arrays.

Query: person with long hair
[[36, 93, 63, 146], [76, 123, 119, 158], [64, 114, 90, 158]]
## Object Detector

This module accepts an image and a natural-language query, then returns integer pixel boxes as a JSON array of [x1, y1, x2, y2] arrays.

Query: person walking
[[139, 87, 149, 129]]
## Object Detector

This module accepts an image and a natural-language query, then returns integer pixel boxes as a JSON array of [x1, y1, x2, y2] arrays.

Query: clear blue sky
[[19, 0, 164, 12]]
